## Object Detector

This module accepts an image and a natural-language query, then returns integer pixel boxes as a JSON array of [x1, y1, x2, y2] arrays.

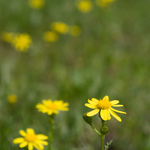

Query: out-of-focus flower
[[12, 33, 32, 51], [85, 95, 126, 122], [1, 32, 14, 43], [36, 100, 69, 115], [96, 0, 115, 8], [77, 0, 92, 13], [51, 22, 69, 34], [43, 31, 58, 42], [13, 128, 48, 150], [8, 94, 17, 104], [29, 0, 44, 9], [69, 26, 81, 37]]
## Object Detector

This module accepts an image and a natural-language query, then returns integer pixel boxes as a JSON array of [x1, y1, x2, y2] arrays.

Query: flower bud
[[83, 113, 92, 125], [100, 126, 109, 135]]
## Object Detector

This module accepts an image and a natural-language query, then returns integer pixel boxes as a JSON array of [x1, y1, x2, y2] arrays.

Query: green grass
[[1, 0, 150, 149]]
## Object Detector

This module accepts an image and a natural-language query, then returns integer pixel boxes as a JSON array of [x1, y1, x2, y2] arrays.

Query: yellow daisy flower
[[51, 22, 69, 34], [8, 94, 17, 104], [96, 0, 115, 8], [36, 100, 69, 115], [43, 31, 58, 42], [13, 128, 48, 150], [12, 33, 32, 51], [85, 95, 126, 122], [77, 0, 92, 13], [29, 0, 45, 9]]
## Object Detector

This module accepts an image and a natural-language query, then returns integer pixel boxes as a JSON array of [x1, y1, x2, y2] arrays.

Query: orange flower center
[[25, 133, 37, 143], [47, 103, 58, 110], [97, 99, 111, 109]]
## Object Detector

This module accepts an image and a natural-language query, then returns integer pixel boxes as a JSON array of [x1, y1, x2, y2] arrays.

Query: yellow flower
[[77, 0, 92, 13], [96, 0, 115, 8], [51, 22, 69, 34], [43, 31, 58, 42], [1, 32, 14, 43], [69, 26, 81, 37], [36, 100, 69, 115], [12, 33, 32, 51], [29, 0, 44, 9], [85, 95, 126, 122], [13, 128, 48, 150], [8, 94, 17, 104]]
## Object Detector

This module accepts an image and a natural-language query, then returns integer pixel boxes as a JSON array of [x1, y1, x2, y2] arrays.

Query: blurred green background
[[1, 0, 150, 149]]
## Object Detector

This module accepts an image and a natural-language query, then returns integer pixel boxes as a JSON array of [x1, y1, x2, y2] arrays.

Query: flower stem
[[91, 125, 101, 136], [48, 114, 55, 150], [100, 118, 105, 150]]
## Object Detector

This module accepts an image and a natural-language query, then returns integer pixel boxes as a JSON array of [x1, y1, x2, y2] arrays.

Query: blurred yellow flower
[[51, 22, 69, 34], [13, 128, 48, 150], [36, 100, 69, 115], [8, 94, 17, 104], [12, 33, 32, 51], [85, 95, 126, 122], [29, 0, 44, 9], [1, 32, 14, 43], [43, 31, 58, 42], [77, 0, 92, 13], [69, 26, 81, 37], [96, 0, 115, 8]]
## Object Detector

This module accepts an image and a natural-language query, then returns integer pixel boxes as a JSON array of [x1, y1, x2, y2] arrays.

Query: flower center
[[47, 103, 58, 110], [25, 133, 37, 143], [97, 99, 111, 109]]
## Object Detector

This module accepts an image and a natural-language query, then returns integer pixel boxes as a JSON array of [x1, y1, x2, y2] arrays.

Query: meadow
[[0, 0, 150, 149]]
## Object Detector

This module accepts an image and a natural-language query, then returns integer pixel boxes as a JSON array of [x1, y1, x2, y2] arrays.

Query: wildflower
[[8, 94, 17, 104], [85, 95, 126, 122], [36, 100, 69, 115], [77, 0, 92, 13], [29, 0, 44, 9], [69, 26, 81, 37], [96, 0, 115, 8], [1, 32, 14, 43], [43, 31, 58, 42], [12, 33, 32, 51], [13, 128, 48, 150], [51, 22, 69, 34]]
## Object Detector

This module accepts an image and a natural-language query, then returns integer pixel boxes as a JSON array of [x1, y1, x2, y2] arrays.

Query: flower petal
[[28, 143, 33, 150], [37, 134, 48, 140], [100, 109, 111, 121], [19, 141, 28, 148], [85, 103, 97, 109], [26, 128, 34, 134], [112, 104, 123, 107], [109, 109, 122, 122], [39, 140, 48, 145], [91, 98, 99, 103], [110, 100, 119, 105], [19, 130, 26, 136], [103, 95, 109, 101], [13, 138, 24, 144], [87, 109, 99, 116], [111, 108, 127, 114]]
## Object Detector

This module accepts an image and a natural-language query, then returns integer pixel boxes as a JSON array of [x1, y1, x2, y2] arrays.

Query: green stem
[[101, 119, 105, 150], [91, 125, 101, 136], [48, 114, 55, 150]]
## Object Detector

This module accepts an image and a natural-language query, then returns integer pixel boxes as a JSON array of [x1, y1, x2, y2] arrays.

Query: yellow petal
[[19, 141, 28, 148], [103, 95, 109, 101], [26, 128, 34, 134], [28, 143, 33, 150], [13, 137, 24, 144], [110, 100, 119, 105], [37, 134, 48, 140], [111, 107, 127, 114], [19, 130, 26, 136], [109, 109, 122, 122], [100, 109, 111, 121], [39, 140, 48, 145], [112, 104, 123, 107], [85, 103, 97, 109], [91, 98, 99, 103], [87, 109, 99, 116]]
